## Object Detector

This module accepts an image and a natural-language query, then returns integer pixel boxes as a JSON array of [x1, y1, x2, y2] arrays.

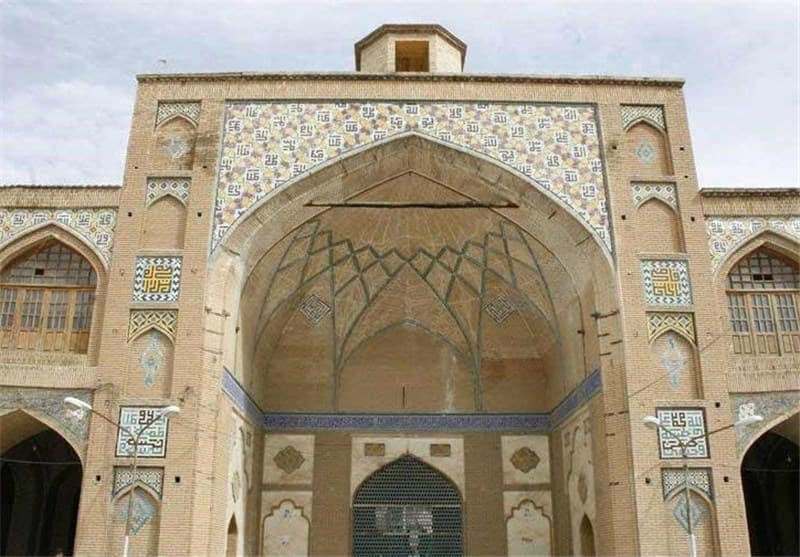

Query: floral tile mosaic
[[706, 216, 800, 272], [0, 208, 117, 265], [0, 388, 92, 451], [631, 182, 677, 210], [213, 101, 609, 251], [115, 406, 173, 458], [641, 260, 692, 306], [621, 105, 665, 131], [132, 256, 182, 303], [655, 408, 708, 459], [145, 177, 191, 207]]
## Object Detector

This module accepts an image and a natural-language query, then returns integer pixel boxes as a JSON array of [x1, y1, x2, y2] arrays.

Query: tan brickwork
[[1, 23, 797, 557]]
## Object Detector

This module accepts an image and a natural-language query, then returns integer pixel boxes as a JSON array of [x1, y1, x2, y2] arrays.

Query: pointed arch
[[715, 229, 800, 281], [156, 112, 198, 130], [0, 409, 84, 463], [352, 454, 463, 557], [0, 222, 109, 275]]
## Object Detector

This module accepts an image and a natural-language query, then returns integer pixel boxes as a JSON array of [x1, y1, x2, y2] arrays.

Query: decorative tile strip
[[706, 216, 800, 272], [631, 182, 677, 210], [621, 105, 665, 130], [112, 466, 164, 499], [646, 312, 695, 344], [0, 208, 116, 265], [145, 177, 191, 207], [128, 309, 178, 342], [156, 101, 201, 126], [661, 467, 712, 500]]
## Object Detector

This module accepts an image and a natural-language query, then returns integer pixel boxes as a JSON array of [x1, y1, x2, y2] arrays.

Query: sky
[[0, 0, 798, 187]]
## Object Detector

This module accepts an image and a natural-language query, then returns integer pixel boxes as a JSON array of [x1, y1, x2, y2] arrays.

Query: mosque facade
[[1, 24, 798, 557]]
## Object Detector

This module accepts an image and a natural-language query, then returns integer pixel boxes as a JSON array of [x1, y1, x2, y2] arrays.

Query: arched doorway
[[742, 414, 799, 556], [0, 411, 83, 556], [352, 455, 463, 556]]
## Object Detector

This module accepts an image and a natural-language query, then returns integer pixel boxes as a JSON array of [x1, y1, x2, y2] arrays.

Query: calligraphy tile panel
[[132, 256, 182, 303], [0, 208, 117, 264], [115, 407, 172, 458], [213, 101, 609, 250], [656, 408, 708, 459], [706, 216, 800, 272], [641, 259, 692, 306]]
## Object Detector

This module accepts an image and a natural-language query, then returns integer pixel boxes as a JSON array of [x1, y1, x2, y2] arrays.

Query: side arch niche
[[225, 516, 238, 557], [0, 237, 100, 356], [635, 198, 683, 253], [741, 412, 799, 556], [661, 490, 718, 557], [352, 455, 463, 557], [262, 500, 309, 557], [154, 116, 196, 170], [626, 121, 673, 176], [142, 195, 186, 250], [506, 499, 552, 556], [127, 329, 174, 397], [0, 411, 83, 557], [648, 331, 701, 399], [111, 487, 161, 557], [579, 514, 596, 556]]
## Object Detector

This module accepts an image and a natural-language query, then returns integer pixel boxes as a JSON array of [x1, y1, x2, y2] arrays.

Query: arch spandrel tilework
[[212, 101, 609, 251], [706, 216, 800, 272], [0, 208, 117, 265]]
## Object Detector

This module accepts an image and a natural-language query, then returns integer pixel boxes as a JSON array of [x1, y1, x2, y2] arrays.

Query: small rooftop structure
[[354, 23, 467, 73]]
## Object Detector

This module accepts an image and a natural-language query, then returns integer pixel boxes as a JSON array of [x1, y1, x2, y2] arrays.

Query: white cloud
[[0, 0, 797, 186]]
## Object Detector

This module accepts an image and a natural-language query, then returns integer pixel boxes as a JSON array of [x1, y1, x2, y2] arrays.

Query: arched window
[[0, 241, 97, 354], [727, 249, 799, 355], [353, 455, 463, 557]]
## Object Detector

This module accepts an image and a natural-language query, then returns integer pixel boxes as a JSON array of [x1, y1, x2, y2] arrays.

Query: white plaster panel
[[501, 435, 550, 485], [261, 491, 312, 557], [263, 434, 315, 485], [350, 435, 464, 496], [504, 491, 553, 557]]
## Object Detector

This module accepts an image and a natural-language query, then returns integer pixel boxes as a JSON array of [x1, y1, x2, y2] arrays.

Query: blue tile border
[[220, 367, 602, 433]]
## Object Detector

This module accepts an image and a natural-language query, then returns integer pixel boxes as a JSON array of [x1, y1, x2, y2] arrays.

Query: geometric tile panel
[[631, 182, 677, 210], [706, 216, 800, 272], [646, 312, 696, 344], [112, 466, 164, 499], [621, 105, 665, 131], [672, 495, 706, 534], [273, 445, 305, 475], [214, 101, 609, 251], [156, 101, 201, 126], [115, 407, 173, 458], [298, 295, 331, 325], [661, 467, 712, 500], [128, 309, 179, 342], [641, 259, 692, 306], [145, 177, 191, 207], [655, 408, 708, 459], [0, 207, 117, 265], [132, 256, 182, 303], [634, 141, 658, 165], [484, 295, 517, 324]]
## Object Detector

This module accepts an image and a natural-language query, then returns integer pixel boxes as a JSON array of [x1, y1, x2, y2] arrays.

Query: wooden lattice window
[[726, 249, 799, 355], [0, 241, 97, 354]]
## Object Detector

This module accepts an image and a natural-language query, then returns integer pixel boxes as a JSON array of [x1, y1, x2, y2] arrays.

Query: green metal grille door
[[352, 455, 463, 557]]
